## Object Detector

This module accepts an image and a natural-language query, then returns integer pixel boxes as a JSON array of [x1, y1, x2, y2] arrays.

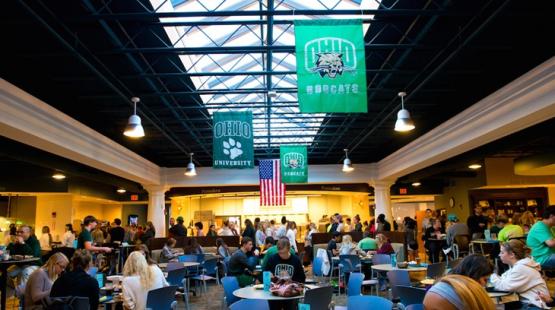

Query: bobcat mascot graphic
[[313, 52, 344, 78]]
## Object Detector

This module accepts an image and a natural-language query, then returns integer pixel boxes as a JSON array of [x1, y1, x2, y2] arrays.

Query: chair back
[[178, 254, 198, 263], [166, 267, 187, 287], [201, 258, 218, 276], [386, 270, 411, 300], [145, 286, 178, 310], [312, 257, 324, 277], [303, 286, 333, 309], [426, 262, 446, 279], [339, 255, 361, 274], [347, 295, 393, 309], [229, 299, 269, 310], [196, 253, 206, 262], [372, 253, 391, 265], [454, 235, 470, 252], [347, 272, 364, 296], [405, 304, 424, 310], [222, 276, 240, 306], [396, 285, 426, 306]]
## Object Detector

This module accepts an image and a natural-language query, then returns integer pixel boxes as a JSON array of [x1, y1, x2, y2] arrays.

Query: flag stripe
[[259, 159, 286, 206]]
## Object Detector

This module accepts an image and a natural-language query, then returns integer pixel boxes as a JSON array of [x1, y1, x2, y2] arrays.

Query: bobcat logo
[[288, 159, 299, 169], [313, 53, 344, 78], [223, 138, 243, 159]]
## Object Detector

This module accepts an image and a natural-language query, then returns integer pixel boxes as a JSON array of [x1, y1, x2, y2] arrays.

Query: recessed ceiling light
[[469, 164, 482, 170], [52, 173, 66, 180], [411, 182, 421, 187], [117, 188, 126, 194]]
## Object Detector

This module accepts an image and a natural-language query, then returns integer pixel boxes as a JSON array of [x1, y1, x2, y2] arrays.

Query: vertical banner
[[295, 19, 368, 113], [213, 111, 254, 169], [280, 145, 308, 184]]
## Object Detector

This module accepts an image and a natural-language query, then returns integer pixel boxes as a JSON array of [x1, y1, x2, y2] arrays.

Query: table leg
[[1, 267, 7, 310]]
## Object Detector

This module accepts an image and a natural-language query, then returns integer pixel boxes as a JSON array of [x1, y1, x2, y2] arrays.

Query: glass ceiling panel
[[151, 0, 378, 148]]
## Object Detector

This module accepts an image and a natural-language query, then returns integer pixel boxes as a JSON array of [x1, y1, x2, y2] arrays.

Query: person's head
[[377, 214, 385, 223], [123, 251, 152, 288], [363, 220, 369, 226], [264, 236, 275, 247], [342, 234, 352, 244], [432, 219, 442, 230], [286, 221, 296, 231], [495, 215, 508, 228], [375, 233, 388, 246], [449, 254, 493, 287], [114, 218, 122, 226], [169, 217, 175, 225], [474, 206, 483, 216], [240, 237, 253, 252], [499, 239, 530, 266], [83, 215, 97, 229], [176, 216, 184, 224], [511, 212, 521, 225], [65, 223, 74, 232], [424, 274, 495, 310], [223, 220, 230, 228], [520, 211, 535, 228], [262, 221, 269, 230], [353, 215, 360, 224], [281, 216, 287, 225], [270, 219, 275, 226], [42, 226, 50, 234], [254, 217, 260, 225], [332, 231, 342, 241], [71, 249, 92, 271], [216, 238, 227, 248], [209, 224, 216, 232], [245, 219, 253, 228], [43, 252, 69, 281], [277, 237, 291, 260], [17, 225, 32, 241], [309, 223, 316, 230], [542, 205, 555, 226], [194, 221, 203, 231], [425, 209, 433, 217], [363, 231, 371, 239], [145, 221, 155, 232], [166, 238, 176, 248], [346, 218, 351, 224]]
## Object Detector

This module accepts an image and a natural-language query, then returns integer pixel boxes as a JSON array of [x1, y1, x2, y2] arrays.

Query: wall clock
[[449, 197, 455, 208]]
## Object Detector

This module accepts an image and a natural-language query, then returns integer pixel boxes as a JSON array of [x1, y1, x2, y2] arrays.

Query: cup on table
[[263, 271, 271, 291]]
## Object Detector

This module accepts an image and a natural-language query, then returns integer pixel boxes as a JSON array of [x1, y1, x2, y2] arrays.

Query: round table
[[158, 262, 200, 269], [233, 284, 318, 301], [371, 264, 428, 272]]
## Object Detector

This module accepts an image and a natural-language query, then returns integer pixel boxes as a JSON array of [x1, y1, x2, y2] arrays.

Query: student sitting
[[216, 238, 231, 258], [24, 253, 69, 310], [122, 251, 168, 309], [338, 235, 358, 255], [187, 238, 204, 255], [327, 231, 342, 256], [449, 254, 493, 287], [261, 237, 294, 269], [160, 238, 179, 263], [50, 250, 100, 310], [356, 231, 377, 252], [490, 240, 549, 309], [228, 237, 256, 287], [424, 274, 495, 310]]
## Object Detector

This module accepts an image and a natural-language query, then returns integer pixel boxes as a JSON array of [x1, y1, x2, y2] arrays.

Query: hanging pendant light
[[342, 149, 354, 172], [394, 92, 415, 132], [124, 97, 145, 138], [185, 153, 197, 176]]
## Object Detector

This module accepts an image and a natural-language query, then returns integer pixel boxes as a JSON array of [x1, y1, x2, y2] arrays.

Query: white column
[[144, 185, 167, 237], [372, 181, 395, 223]]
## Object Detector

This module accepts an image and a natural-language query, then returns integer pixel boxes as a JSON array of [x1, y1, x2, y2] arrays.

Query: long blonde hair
[[123, 251, 153, 289], [439, 274, 495, 310], [43, 252, 69, 282]]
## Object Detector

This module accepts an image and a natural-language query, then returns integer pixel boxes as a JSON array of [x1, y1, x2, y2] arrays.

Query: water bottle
[[391, 253, 397, 267], [263, 271, 271, 291]]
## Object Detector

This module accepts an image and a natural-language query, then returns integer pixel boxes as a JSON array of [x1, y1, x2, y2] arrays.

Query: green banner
[[213, 111, 254, 169], [280, 145, 308, 183], [295, 19, 368, 113]]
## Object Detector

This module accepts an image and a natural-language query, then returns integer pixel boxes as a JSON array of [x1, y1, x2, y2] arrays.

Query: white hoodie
[[490, 257, 550, 309]]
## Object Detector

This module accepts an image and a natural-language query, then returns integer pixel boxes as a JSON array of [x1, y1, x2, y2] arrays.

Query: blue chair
[[369, 254, 391, 293], [338, 255, 361, 295], [426, 262, 446, 280], [221, 276, 240, 308], [313, 257, 324, 276], [396, 285, 426, 307], [178, 255, 199, 263], [166, 268, 189, 309], [386, 270, 411, 301], [347, 295, 393, 309], [229, 299, 269, 310], [193, 258, 219, 293], [145, 285, 178, 310], [346, 272, 364, 297], [405, 304, 424, 310]]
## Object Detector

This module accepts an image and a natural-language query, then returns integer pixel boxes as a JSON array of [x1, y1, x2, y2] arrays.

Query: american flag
[[259, 159, 286, 206]]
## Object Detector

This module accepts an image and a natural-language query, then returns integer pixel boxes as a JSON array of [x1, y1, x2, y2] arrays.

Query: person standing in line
[[109, 218, 125, 243], [285, 221, 298, 253], [169, 216, 187, 237], [276, 216, 287, 238], [353, 215, 363, 232], [194, 222, 205, 237], [62, 224, 75, 248], [207, 224, 218, 237], [242, 219, 256, 241], [39, 226, 52, 254], [467, 206, 489, 240]]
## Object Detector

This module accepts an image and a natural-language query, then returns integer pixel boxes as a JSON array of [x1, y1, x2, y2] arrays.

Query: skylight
[[149, 0, 377, 148]]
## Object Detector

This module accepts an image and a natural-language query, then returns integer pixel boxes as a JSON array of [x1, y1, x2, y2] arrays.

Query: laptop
[[96, 273, 105, 289]]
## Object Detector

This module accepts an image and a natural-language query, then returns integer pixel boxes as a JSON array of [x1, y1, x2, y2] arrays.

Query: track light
[[342, 149, 354, 172], [394, 92, 415, 132], [185, 153, 197, 176], [123, 97, 145, 138]]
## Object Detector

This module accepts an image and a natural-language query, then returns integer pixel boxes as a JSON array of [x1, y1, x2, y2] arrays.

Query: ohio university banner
[[295, 19, 368, 113], [280, 145, 308, 183], [213, 111, 254, 169]]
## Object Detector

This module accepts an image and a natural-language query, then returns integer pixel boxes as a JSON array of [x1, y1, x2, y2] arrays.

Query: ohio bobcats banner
[[280, 145, 308, 183], [295, 19, 368, 113], [213, 111, 254, 169]]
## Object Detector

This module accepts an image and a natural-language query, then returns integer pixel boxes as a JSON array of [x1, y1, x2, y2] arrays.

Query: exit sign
[[130, 194, 139, 201], [399, 188, 408, 195]]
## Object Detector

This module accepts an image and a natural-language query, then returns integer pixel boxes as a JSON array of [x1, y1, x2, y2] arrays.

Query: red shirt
[[376, 242, 395, 255]]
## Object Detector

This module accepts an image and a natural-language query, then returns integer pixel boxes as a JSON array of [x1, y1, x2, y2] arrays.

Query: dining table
[[233, 284, 319, 301], [0, 257, 41, 310]]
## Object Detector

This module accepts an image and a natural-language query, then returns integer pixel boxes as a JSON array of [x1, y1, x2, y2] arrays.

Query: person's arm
[[238, 252, 253, 271], [29, 271, 50, 303], [84, 240, 111, 253], [490, 267, 529, 292], [122, 278, 136, 309]]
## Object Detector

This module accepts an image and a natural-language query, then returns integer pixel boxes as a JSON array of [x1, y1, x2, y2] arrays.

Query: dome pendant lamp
[[185, 153, 197, 176], [123, 97, 145, 138], [394, 92, 415, 132], [342, 149, 354, 172]]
